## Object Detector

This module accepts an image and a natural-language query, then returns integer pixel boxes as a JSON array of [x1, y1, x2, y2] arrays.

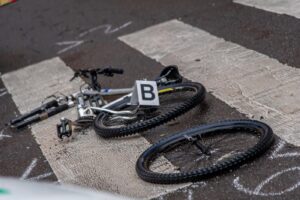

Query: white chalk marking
[[78, 21, 132, 38], [233, 167, 300, 196], [27, 172, 53, 181], [20, 158, 52, 181], [2, 57, 188, 199], [234, 0, 300, 19], [119, 19, 300, 146], [191, 182, 207, 188], [233, 177, 261, 195], [0, 91, 7, 97], [56, 22, 131, 54], [56, 40, 84, 54], [158, 196, 164, 200], [20, 158, 38, 180], [0, 129, 11, 140], [187, 189, 193, 200], [0, 88, 7, 97], [269, 140, 300, 159]]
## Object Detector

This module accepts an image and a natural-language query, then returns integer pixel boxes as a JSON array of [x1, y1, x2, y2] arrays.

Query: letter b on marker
[[134, 80, 159, 106], [141, 84, 155, 101]]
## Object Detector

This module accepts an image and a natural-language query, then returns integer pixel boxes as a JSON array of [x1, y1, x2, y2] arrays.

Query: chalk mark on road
[[56, 40, 85, 54], [78, 21, 132, 38], [233, 167, 300, 196], [20, 158, 53, 181], [0, 129, 11, 140], [0, 88, 7, 97], [269, 140, 300, 160], [56, 21, 132, 54]]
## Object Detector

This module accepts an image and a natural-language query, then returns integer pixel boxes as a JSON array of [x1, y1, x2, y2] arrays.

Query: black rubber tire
[[136, 120, 274, 184], [94, 82, 206, 138]]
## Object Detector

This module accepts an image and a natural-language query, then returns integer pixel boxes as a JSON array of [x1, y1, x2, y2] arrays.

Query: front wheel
[[93, 82, 206, 138], [136, 120, 274, 184]]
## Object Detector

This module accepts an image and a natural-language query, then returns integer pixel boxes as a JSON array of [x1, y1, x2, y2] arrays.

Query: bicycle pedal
[[57, 118, 73, 139]]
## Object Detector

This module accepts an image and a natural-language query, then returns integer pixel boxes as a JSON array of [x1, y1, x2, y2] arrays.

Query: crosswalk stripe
[[1, 57, 187, 199], [119, 19, 300, 146], [234, 0, 300, 19]]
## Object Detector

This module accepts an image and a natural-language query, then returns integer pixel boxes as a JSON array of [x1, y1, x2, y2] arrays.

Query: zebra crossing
[[119, 19, 300, 147], [234, 0, 300, 19]]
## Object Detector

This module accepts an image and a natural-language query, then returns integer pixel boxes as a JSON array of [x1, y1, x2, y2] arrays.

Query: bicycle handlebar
[[70, 67, 124, 81], [100, 68, 123, 77]]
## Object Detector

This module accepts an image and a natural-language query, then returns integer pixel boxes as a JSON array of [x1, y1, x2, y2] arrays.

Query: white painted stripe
[[119, 19, 300, 146], [234, 0, 300, 19], [2, 57, 187, 199]]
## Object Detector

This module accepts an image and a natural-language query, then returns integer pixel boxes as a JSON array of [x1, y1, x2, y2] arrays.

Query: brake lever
[[98, 68, 124, 77], [70, 70, 90, 81]]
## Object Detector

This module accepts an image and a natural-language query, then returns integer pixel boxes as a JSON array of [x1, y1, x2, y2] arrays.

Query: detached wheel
[[94, 82, 206, 138], [136, 120, 274, 184]]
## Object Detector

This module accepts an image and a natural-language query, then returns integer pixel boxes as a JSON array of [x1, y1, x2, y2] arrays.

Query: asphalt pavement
[[1, 0, 300, 199]]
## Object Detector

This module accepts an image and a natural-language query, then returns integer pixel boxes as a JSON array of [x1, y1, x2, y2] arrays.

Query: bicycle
[[135, 120, 275, 184], [8, 65, 206, 140]]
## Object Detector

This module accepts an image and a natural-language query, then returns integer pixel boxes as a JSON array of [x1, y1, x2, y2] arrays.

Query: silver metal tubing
[[87, 105, 139, 115], [81, 88, 133, 96]]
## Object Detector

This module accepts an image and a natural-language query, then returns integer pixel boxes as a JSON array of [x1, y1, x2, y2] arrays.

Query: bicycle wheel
[[93, 82, 206, 138], [136, 120, 274, 184]]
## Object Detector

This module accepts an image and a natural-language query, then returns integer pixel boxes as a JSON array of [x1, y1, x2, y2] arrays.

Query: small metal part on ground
[[0, 0, 16, 7]]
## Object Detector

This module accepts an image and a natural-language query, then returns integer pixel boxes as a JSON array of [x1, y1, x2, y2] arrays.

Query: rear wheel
[[136, 120, 274, 184], [94, 82, 206, 138]]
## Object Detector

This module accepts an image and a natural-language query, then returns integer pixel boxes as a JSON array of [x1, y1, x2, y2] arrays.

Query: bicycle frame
[[80, 87, 133, 96]]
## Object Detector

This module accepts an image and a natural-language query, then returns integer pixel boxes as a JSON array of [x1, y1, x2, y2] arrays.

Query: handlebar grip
[[13, 104, 69, 129], [9, 100, 58, 126], [13, 115, 41, 129], [109, 68, 124, 74]]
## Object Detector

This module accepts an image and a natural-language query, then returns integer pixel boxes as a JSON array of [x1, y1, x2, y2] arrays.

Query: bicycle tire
[[93, 82, 206, 138], [136, 120, 274, 184]]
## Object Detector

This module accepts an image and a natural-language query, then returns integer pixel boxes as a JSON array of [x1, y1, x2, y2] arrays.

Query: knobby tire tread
[[136, 120, 274, 184]]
